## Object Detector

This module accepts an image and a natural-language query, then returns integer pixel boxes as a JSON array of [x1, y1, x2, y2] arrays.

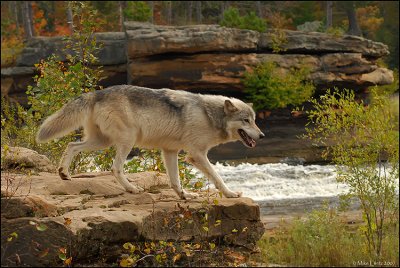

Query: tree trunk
[[10, 1, 20, 34], [167, 1, 172, 25], [345, 1, 362, 36], [326, 1, 333, 28], [66, 2, 73, 35], [256, 1, 262, 17], [196, 1, 202, 24], [187, 1, 192, 24], [28, 1, 34, 35], [22, 1, 34, 39]]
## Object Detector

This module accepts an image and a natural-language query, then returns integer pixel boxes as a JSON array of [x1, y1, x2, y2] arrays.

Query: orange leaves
[[64, 217, 72, 226], [55, 24, 71, 36], [357, 5, 384, 37], [32, 2, 48, 35]]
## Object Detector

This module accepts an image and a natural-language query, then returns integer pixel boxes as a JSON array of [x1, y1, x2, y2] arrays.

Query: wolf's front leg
[[162, 149, 198, 200], [187, 153, 242, 198], [113, 143, 144, 193]]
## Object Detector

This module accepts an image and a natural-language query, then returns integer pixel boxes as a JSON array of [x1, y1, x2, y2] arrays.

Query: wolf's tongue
[[239, 129, 256, 148], [249, 138, 256, 147]]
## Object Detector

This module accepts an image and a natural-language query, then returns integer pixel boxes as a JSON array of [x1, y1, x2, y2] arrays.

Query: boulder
[[296, 21, 323, 32], [1, 146, 56, 173], [1, 169, 265, 266]]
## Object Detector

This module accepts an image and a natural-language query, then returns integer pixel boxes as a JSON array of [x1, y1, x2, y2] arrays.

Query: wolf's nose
[[259, 132, 265, 139]]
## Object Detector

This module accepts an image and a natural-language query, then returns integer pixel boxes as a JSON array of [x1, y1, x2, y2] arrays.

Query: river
[[191, 162, 358, 216]]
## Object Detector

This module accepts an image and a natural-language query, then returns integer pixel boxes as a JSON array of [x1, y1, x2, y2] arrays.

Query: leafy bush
[[1, 36, 24, 67], [304, 87, 399, 261], [325, 26, 346, 37], [257, 207, 399, 266], [243, 61, 315, 110], [220, 7, 266, 32], [123, 1, 152, 22], [18, 2, 105, 172]]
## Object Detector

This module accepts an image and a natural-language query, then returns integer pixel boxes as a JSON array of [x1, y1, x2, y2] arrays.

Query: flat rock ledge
[[125, 22, 393, 92], [1, 170, 264, 266]]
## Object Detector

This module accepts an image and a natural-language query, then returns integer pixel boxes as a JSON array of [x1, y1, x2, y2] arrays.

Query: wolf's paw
[[125, 185, 143, 194], [58, 167, 71, 180], [224, 191, 242, 198], [181, 191, 199, 200]]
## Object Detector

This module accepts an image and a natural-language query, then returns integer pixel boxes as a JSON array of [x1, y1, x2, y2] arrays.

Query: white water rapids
[[192, 162, 349, 201]]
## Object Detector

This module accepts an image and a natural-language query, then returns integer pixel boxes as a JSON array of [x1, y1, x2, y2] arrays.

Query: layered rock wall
[[125, 22, 393, 94], [1, 33, 127, 105], [1, 22, 394, 104]]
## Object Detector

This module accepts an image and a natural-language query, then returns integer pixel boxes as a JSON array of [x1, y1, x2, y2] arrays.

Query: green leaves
[[123, 242, 136, 253], [29, 221, 48, 231], [123, 1, 152, 22], [36, 223, 48, 231], [304, 87, 399, 259], [220, 7, 267, 32], [7, 232, 18, 242], [243, 61, 315, 110]]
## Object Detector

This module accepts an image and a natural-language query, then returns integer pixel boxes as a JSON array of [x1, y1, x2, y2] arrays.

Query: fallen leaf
[[172, 253, 181, 263], [38, 248, 49, 258]]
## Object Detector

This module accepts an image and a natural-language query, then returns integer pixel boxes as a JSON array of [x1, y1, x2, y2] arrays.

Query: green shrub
[[304, 87, 399, 261], [325, 26, 346, 37], [257, 207, 399, 266], [20, 2, 105, 172], [123, 1, 152, 22], [243, 61, 315, 110], [220, 7, 266, 32], [258, 208, 360, 266]]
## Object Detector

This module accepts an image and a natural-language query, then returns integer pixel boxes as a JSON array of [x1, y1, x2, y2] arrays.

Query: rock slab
[[1, 166, 264, 266]]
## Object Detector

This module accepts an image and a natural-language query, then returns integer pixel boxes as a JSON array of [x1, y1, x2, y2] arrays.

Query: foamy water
[[192, 162, 350, 201]]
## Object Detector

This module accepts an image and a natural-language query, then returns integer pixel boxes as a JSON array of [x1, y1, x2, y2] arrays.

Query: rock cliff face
[[1, 22, 393, 104], [1, 33, 127, 105], [1, 148, 264, 266], [125, 22, 393, 94]]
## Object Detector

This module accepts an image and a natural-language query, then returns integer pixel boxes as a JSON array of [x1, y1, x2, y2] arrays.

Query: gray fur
[[36, 85, 264, 199]]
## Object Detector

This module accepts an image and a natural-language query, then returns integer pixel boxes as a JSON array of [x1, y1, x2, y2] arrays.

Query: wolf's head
[[224, 99, 265, 148]]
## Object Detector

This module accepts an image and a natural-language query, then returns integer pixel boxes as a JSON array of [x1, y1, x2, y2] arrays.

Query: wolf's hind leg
[[112, 143, 144, 193], [162, 149, 198, 200], [58, 137, 110, 180], [187, 152, 242, 198]]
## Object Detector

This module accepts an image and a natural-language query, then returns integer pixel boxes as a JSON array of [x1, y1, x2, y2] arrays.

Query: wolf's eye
[[244, 119, 250, 123]]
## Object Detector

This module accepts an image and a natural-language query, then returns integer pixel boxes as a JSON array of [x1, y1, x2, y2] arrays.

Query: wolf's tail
[[36, 95, 91, 143]]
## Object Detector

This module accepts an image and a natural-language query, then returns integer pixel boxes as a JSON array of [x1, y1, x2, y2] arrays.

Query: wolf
[[36, 85, 265, 199]]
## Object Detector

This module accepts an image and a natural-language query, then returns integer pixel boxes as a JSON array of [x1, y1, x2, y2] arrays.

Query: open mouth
[[238, 129, 256, 148]]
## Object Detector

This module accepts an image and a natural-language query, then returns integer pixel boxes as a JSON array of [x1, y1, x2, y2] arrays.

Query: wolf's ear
[[224, 99, 238, 114]]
